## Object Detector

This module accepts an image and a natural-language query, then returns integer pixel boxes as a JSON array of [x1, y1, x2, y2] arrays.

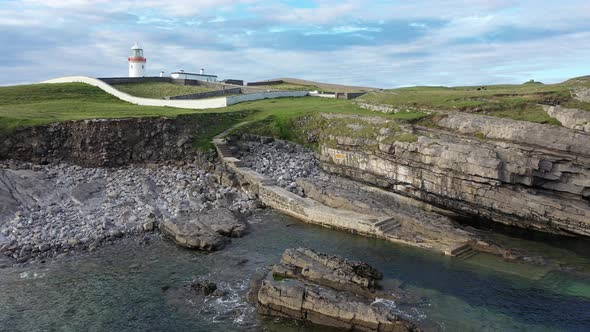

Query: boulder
[[160, 208, 246, 251]]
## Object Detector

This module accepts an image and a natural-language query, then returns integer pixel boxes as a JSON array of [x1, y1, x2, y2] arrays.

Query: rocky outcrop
[[305, 113, 590, 237], [254, 248, 420, 332], [357, 102, 396, 113], [572, 87, 590, 103], [273, 248, 383, 294], [542, 105, 590, 132], [436, 112, 590, 155], [160, 208, 246, 251]]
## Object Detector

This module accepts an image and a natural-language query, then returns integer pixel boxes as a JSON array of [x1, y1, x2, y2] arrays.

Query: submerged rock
[[253, 248, 420, 332], [160, 208, 246, 251], [188, 280, 218, 296]]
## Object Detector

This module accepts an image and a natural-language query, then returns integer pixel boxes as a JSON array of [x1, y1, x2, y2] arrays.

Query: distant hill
[[357, 74, 590, 125], [252, 78, 379, 93], [522, 79, 544, 85], [562, 75, 590, 85]]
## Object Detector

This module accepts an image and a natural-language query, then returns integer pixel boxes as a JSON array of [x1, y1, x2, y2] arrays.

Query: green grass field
[[358, 80, 590, 125], [111, 82, 213, 98], [0, 83, 208, 132], [1, 77, 589, 144], [0, 83, 424, 145]]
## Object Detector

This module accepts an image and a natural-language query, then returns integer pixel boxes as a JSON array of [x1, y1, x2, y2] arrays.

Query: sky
[[1, 0, 589, 88]]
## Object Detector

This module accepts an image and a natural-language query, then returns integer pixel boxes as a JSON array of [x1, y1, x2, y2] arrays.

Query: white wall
[[41, 76, 228, 109], [40, 76, 310, 109], [309, 91, 336, 98]]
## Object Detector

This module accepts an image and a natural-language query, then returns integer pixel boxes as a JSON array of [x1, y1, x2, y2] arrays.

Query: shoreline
[[0, 160, 260, 265]]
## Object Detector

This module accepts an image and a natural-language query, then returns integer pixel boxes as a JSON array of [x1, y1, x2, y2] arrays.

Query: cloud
[[0, 0, 589, 87]]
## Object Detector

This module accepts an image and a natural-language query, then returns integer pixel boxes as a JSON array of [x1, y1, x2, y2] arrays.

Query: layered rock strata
[[254, 248, 421, 332], [312, 113, 589, 236]]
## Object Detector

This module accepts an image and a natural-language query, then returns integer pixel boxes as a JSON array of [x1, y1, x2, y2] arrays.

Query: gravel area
[[235, 136, 326, 196], [0, 161, 258, 263]]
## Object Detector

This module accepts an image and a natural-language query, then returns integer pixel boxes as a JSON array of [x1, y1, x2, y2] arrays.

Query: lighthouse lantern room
[[128, 42, 146, 77]]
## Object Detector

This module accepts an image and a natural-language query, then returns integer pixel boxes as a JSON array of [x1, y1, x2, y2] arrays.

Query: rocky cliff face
[[299, 113, 590, 237], [0, 114, 242, 167]]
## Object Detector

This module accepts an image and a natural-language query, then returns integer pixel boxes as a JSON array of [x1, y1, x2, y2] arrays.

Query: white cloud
[[1, 0, 589, 87]]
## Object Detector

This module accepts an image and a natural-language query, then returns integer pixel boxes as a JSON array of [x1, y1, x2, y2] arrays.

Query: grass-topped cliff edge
[[1, 76, 589, 146], [358, 76, 590, 125], [0, 83, 425, 149]]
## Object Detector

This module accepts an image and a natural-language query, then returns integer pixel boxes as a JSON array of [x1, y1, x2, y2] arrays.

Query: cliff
[[0, 113, 244, 167], [296, 113, 590, 237]]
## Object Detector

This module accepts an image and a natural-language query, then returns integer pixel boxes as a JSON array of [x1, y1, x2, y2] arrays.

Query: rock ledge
[[253, 248, 421, 332]]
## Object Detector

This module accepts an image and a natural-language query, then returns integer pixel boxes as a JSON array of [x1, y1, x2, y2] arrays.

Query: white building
[[128, 42, 146, 77], [171, 69, 217, 82]]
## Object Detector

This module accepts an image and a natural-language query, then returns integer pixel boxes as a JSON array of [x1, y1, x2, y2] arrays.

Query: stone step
[[455, 249, 477, 260], [451, 243, 479, 260], [379, 222, 401, 234], [216, 148, 235, 157], [233, 161, 247, 167], [217, 149, 232, 153], [450, 243, 473, 257], [373, 218, 396, 228]]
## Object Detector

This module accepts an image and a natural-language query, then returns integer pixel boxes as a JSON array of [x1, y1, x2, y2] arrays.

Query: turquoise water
[[0, 210, 589, 331]]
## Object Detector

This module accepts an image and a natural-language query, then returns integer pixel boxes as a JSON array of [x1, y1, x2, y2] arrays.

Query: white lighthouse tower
[[128, 42, 146, 77]]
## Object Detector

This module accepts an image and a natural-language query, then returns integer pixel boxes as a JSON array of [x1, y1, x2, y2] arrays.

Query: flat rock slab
[[70, 180, 106, 205], [160, 208, 246, 251]]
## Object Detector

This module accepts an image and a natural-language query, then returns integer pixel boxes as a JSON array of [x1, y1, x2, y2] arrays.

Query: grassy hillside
[[0, 83, 207, 132], [358, 79, 590, 125], [111, 82, 213, 98], [252, 82, 323, 92], [252, 78, 378, 93], [2, 76, 588, 145], [0, 83, 424, 142]]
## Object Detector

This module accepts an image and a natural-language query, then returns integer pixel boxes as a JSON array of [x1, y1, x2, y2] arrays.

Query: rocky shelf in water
[[250, 247, 422, 331]]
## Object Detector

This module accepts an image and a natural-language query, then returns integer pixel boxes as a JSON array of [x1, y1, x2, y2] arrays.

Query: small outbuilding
[[171, 69, 218, 82]]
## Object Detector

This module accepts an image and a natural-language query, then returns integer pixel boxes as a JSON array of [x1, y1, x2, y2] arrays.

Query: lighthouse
[[128, 42, 146, 77]]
